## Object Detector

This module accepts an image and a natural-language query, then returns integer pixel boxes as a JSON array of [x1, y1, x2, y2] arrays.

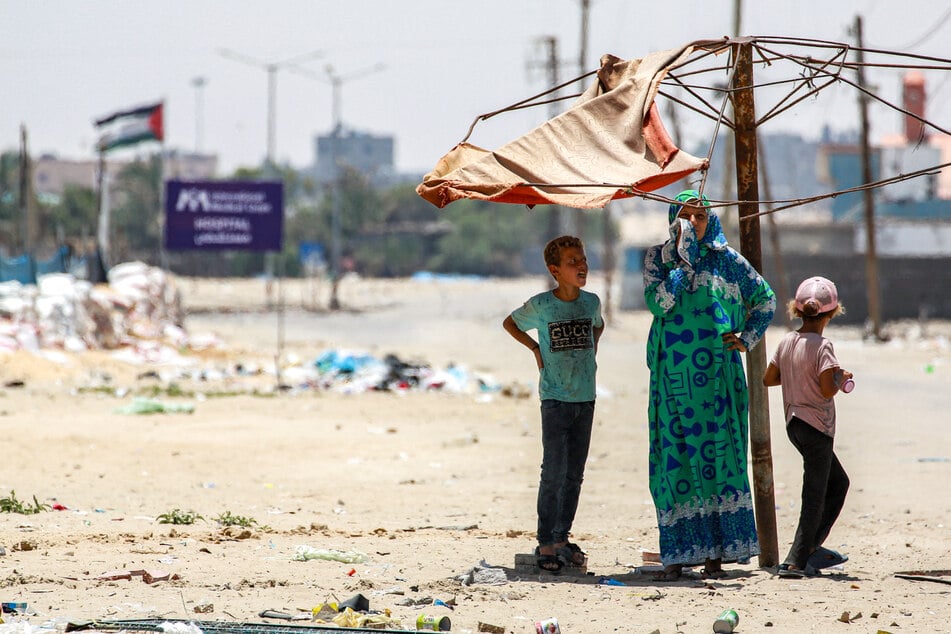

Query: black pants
[[784, 416, 850, 568], [536, 400, 594, 546]]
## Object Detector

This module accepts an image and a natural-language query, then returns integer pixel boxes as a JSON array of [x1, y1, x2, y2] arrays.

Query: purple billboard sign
[[165, 180, 283, 251]]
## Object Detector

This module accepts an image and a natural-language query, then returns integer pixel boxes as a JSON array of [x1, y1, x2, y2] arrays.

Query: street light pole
[[326, 63, 384, 309], [217, 47, 324, 170], [290, 62, 384, 309], [190, 76, 207, 153]]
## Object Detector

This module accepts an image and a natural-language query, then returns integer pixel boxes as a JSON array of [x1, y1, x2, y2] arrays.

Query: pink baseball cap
[[795, 276, 839, 315]]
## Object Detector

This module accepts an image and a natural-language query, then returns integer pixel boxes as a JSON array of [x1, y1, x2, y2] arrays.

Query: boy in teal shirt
[[503, 235, 604, 573]]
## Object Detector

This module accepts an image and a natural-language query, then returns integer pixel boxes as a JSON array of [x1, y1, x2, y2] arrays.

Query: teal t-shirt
[[510, 289, 603, 402]]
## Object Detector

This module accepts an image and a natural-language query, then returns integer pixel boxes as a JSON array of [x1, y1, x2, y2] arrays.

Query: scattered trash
[[535, 617, 560, 634], [258, 610, 307, 621], [713, 609, 739, 633], [458, 565, 508, 586], [94, 569, 178, 584], [894, 570, 951, 586], [337, 594, 369, 613], [312, 349, 502, 396], [432, 598, 454, 611], [332, 607, 401, 630], [311, 603, 338, 620], [597, 576, 626, 586], [417, 614, 451, 631], [113, 398, 195, 415], [640, 550, 662, 563], [838, 611, 863, 623], [292, 546, 369, 563], [478, 623, 505, 634], [192, 600, 213, 614]]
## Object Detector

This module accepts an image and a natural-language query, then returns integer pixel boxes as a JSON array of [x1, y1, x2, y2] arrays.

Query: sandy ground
[[1, 274, 950, 634]]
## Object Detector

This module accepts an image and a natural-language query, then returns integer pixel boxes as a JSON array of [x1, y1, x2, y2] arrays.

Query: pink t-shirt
[[769, 331, 840, 437]]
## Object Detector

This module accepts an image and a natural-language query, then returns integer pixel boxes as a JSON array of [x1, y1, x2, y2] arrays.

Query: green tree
[[428, 199, 547, 276], [0, 151, 22, 252], [48, 184, 97, 240], [354, 182, 445, 277], [110, 154, 162, 263]]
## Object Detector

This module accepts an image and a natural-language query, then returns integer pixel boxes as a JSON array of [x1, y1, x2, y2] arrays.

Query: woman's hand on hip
[[722, 332, 747, 352]]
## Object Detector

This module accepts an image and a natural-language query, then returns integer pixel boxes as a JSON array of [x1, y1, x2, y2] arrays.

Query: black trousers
[[536, 400, 594, 546], [784, 416, 850, 568]]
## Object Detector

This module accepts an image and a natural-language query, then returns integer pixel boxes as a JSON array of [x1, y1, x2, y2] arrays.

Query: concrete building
[[32, 152, 218, 199], [312, 127, 395, 184]]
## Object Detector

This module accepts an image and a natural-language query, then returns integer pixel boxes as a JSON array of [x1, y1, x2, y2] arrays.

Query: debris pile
[[0, 261, 183, 353]]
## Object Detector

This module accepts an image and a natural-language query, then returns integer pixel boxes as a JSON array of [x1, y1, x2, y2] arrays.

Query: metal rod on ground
[[732, 40, 779, 568]]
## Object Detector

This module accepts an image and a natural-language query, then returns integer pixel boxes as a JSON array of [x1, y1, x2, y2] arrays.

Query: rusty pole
[[854, 15, 883, 340], [731, 41, 779, 568]]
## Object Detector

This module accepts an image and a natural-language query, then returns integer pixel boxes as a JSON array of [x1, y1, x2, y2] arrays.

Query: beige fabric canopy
[[417, 44, 709, 210]]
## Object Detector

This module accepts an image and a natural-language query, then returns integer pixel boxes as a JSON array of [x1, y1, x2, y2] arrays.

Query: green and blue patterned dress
[[643, 191, 775, 566]]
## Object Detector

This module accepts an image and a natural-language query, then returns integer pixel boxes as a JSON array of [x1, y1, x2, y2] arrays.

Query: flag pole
[[95, 148, 111, 272], [158, 128, 169, 272]]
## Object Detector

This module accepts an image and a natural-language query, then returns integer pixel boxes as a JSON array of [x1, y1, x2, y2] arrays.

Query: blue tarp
[[0, 246, 70, 284]]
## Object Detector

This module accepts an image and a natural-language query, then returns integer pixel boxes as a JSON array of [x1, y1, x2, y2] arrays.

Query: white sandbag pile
[[0, 261, 184, 353]]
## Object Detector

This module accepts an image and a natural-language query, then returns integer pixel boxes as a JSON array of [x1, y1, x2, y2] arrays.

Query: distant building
[[32, 151, 218, 199], [33, 155, 102, 196], [312, 127, 395, 184], [819, 72, 951, 224]]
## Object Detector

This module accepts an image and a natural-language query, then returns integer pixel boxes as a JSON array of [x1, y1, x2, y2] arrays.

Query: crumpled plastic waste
[[293, 546, 369, 563], [113, 398, 195, 415], [459, 566, 509, 586], [312, 348, 503, 395], [330, 607, 400, 629]]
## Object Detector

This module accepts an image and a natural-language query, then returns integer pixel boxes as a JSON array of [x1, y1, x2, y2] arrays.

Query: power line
[[899, 5, 951, 50], [217, 48, 324, 168]]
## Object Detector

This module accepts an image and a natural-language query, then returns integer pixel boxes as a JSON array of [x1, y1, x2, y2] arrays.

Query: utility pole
[[732, 40, 778, 568], [757, 136, 792, 328], [191, 77, 207, 154], [853, 15, 884, 340], [292, 62, 385, 310], [219, 48, 323, 312], [720, 0, 743, 243], [547, 36, 569, 240], [531, 36, 577, 242], [577, 0, 590, 74], [576, 0, 613, 321], [218, 48, 324, 170], [18, 125, 34, 256]]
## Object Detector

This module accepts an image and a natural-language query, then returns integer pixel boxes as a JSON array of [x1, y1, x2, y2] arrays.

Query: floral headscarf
[[666, 189, 727, 250]]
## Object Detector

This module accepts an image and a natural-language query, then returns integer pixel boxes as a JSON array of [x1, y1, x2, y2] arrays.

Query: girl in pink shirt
[[764, 276, 853, 578]]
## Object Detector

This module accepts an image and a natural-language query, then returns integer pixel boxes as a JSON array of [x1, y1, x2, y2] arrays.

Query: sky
[[4, 1, 951, 177]]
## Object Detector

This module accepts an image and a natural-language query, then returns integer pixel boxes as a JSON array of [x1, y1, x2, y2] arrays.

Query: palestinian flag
[[95, 101, 164, 152]]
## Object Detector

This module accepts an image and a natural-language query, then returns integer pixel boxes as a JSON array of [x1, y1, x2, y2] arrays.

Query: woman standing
[[643, 190, 776, 580]]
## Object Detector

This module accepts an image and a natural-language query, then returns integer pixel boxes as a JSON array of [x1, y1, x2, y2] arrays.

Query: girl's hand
[[722, 332, 747, 352], [834, 368, 853, 384]]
